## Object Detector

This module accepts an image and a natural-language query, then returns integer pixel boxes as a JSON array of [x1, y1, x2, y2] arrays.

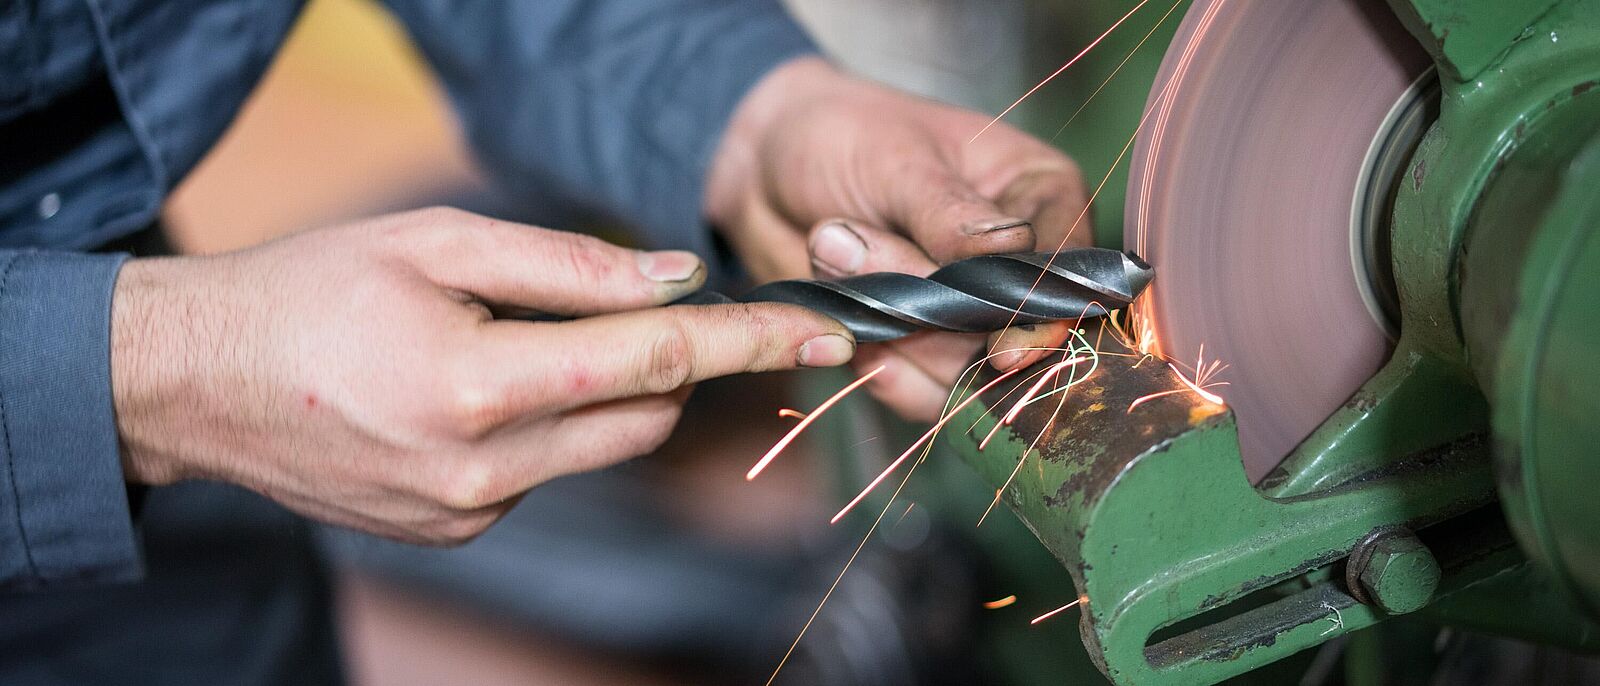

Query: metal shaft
[[733, 248, 1153, 342]]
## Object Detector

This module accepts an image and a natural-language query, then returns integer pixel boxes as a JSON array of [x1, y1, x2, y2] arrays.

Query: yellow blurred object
[[162, 0, 482, 253]]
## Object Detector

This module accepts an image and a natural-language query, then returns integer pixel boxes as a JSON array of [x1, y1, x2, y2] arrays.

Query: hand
[[706, 57, 1092, 421], [110, 207, 854, 544]]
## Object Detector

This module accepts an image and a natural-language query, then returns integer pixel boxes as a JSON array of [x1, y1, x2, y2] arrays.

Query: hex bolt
[[1352, 531, 1441, 614]]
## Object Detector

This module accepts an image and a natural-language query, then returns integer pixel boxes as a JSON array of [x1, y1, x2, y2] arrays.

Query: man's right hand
[[109, 207, 854, 544]]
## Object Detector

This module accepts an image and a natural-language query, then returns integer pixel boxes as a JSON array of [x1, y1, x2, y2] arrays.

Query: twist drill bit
[[681, 248, 1153, 342], [528, 248, 1153, 342], [747, 248, 1152, 341]]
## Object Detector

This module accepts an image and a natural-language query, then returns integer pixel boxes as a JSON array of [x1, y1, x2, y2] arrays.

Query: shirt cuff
[[0, 250, 142, 590]]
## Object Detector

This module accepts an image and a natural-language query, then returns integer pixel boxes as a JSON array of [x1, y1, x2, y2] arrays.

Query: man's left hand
[[706, 56, 1093, 421]]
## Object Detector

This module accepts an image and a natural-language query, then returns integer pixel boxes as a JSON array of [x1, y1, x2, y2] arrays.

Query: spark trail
[[983, 595, 1018, 610], [747, 365, 885, 481], [1031, 597, 1086, 625], [1048, 0, 1190, 145], [970, 0, 1156, 144], [830, 368, 1021, 524]]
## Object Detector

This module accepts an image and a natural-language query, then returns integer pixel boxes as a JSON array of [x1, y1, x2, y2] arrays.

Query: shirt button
[[37, 193, 61, 220]]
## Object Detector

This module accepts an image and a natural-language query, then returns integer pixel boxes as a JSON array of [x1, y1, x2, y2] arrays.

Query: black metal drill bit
[[671, 248, 1154, 342]]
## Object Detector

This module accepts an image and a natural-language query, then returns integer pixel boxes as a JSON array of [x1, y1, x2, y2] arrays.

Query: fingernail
[[810, 222, 867, 275], [964, 217, 1032, 236], [798, 333, 855, 367], [637, 250, 703, 283]]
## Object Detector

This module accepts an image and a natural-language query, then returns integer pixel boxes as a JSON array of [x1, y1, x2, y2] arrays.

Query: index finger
[[480, 302, 855, 413]]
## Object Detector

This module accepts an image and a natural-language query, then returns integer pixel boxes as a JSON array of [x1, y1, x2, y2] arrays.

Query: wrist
[[110, 257, 209, 484], [704, 55, 842, 230]]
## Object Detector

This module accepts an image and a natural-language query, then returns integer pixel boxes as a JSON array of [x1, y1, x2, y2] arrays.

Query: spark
[[776, 408, 807, 420], [1124, 1, 1229, 368], [977, 355, 1090, 450], [977, 329, 1101, 526], [892, 502, 916, 528], [965, 358, 1073, 437], [1171, 361, 1225, 404], [1126, 388, 1186, 412], [764, 356, 990, 685], [1018, 328, 1102, 408], [970, 0, 1156, 144], [950, 13, 1203, 427], [978, 383, 1065, 528], [979, 352, 1086, 527], [765, 8, 1227, 679], [983, 595, 1018, 610], [1048, 0, 1189, 144], [977, 37, 1203, 373], [762, 453, 923, 686], [830, 368, 1021, 524], [1180, 343, 1230, 388], [1128, 361, 1228, 411], [1031, 597, 1086, 625], [1136, 0, 1227, 257], [847, 435, 881, 450], [1320, 601, 1345, 636], [747, 365, 885, 481]]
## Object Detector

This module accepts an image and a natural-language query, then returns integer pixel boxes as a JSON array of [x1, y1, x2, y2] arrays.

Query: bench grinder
[[948, 0, 1600, 683]]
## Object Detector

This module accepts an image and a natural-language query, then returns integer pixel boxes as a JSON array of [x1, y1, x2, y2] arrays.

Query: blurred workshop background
[[159, 2, 1177, 684]]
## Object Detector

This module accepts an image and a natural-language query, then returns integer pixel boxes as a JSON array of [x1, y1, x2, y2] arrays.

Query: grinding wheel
[[1125, 0, 1434, 480]]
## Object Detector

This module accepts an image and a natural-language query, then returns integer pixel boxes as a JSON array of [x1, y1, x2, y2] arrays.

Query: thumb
[[395, 207, 707, 317], [873, 154, 1037, 263]]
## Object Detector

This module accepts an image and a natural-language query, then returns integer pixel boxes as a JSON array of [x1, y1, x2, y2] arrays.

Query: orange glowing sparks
[[1173, 362, 1225, 404], [776, 408, 807, 420], [969, 0, 1155, 144], [747, 365, 885, 481], [830, 368, 1021, 524], [760, 7, 1234, 680], [1128, 356, 1229, 412], [983, 595, 1018, 610], [978, 355, 1089, 451], [1047, 0, 1189, 145], [1030, 597, 1086, 625]]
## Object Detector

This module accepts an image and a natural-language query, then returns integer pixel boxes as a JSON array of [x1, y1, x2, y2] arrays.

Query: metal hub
[[1351, 70, 1439, 337]]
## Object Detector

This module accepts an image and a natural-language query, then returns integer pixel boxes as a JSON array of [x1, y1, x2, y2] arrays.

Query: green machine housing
[[947, 1, 1600, 683]]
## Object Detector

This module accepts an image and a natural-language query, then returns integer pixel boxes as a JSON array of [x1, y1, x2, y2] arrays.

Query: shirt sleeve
[[0, 250, 142, 591], [381, 0, 818, 257]]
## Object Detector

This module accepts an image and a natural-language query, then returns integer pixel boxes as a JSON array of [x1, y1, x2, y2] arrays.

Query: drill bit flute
[[728, 248, 1153, 342]]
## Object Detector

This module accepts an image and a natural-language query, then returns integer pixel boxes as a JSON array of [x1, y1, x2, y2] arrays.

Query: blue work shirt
[[0, 0, 813, 681]]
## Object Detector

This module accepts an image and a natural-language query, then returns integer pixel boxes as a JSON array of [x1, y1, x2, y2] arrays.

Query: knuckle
[[640, 322, 695, 394], [377, 206, 471, 251], [441, 378, 506, 439], [433, 460, 504, 511], [548, 231, 620, 284]]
